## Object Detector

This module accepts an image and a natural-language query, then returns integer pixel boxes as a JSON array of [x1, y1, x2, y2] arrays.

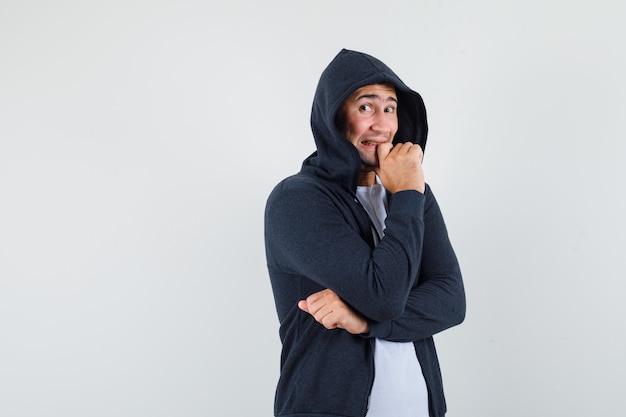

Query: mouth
[[360, 138, 387, 147]]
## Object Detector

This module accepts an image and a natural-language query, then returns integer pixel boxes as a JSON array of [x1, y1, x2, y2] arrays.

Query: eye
[[384, 106, 396, 113], [359, 104, 372, 112]]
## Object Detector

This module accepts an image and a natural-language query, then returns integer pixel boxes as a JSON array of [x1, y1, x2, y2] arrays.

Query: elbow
[[445, 269, 466, 327], [451, 289, 467, 326], [454, 303, 466, 327]]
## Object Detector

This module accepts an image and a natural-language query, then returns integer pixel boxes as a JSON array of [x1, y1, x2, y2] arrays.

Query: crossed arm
[[300, 262, 465, 342], [299, 264, 465, 341], [298, 188, 465, 340]]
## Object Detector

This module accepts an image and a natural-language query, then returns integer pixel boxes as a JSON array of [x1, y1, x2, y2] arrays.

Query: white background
[[1, 1, 625, 416]]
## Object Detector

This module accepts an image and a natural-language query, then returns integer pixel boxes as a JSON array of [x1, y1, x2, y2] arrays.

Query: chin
[[358, 153, 378, 168], [360, 159, 379, 168]]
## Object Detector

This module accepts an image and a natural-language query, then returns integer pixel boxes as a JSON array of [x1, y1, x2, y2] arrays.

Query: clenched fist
[[298, 289, 369, 335], [374, 142, 425, 194]]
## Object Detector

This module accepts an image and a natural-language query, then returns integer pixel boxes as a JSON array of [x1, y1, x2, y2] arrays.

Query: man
[[264, 49, 466, 417]]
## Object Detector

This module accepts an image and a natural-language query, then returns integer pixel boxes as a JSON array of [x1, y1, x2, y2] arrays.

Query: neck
[[358, 168, 376, 186]]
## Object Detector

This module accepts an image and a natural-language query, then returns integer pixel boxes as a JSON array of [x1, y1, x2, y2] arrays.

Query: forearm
[[366, 268, 466, 341], [366, 185, 466, 341]]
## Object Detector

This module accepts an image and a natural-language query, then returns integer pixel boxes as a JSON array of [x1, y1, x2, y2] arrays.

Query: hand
[[298, 289, 369, 335], [374, 142, 425, 194]]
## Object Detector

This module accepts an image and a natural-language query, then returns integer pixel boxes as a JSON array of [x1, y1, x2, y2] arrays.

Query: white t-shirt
[[356, 181, 429, 417]]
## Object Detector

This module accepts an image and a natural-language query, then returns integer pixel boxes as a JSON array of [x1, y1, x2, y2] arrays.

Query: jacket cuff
[[363, 320, 392, 339], [389, 189, 425, 214]]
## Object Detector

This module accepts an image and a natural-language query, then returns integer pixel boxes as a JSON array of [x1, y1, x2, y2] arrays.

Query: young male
[[264, 48, 466, 417]]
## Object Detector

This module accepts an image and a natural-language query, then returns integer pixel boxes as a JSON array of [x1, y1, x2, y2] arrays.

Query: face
[[337, 83, 398, 167]]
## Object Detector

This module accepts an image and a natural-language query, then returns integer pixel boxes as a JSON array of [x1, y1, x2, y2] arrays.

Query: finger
[[314, 302, 341, 329], [395, 142, 415, 154], [306, 288, 332, 304], [298, 300, 309, 313], [311, 296, 340, 321], [407, 142, 422, 153], [320, 312, 339, 330], [409, 144, 424, 162], [305, 289, 344, 322], [305, 295, 331, 317], [305, 290, 330, 313]]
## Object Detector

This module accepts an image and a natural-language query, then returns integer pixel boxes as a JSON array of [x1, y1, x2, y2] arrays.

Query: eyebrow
[[355, 94, 398, 103]]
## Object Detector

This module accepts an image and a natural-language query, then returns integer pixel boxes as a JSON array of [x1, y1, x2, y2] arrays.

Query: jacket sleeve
[[265, 177, 425, 322], [365, 185, 466, 341]]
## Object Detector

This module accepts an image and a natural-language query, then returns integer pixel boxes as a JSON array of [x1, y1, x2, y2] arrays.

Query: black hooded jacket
[[264, 49, 466, 417]]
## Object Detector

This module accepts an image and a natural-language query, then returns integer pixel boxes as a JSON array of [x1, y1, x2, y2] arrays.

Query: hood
[[301, 48, 428, 193]]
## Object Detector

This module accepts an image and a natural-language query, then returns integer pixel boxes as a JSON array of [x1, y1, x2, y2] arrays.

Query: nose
[[371, 111, 393, 135]]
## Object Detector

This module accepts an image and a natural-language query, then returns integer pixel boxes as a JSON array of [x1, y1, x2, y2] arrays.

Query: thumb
[[377, 142, 393, 162], [298, 300, 309, 313], [374, 142, 393, 177]]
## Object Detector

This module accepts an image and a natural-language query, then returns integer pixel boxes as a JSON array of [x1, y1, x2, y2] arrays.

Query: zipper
[[362, 338, 376, 416]]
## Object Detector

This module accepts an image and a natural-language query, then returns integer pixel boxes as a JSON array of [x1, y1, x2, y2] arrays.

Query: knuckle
[[322, 317, 335, 329]]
